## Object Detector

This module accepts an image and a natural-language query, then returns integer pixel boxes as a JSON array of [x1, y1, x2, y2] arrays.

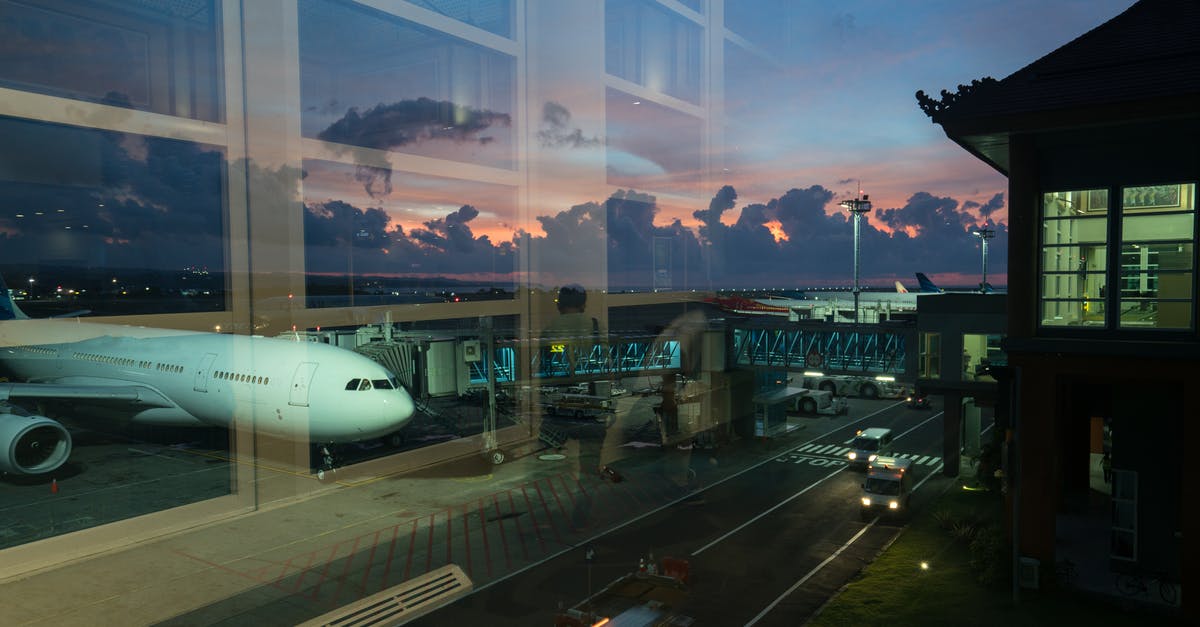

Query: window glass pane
[[413, 0, 514, 38], [1120, 299, 1191, 329], [0, 0, 222, 122], [302, 158, 517, 308], [1043, 189, 1107, 218], [1122, 213, 1194, 241], [1042, 245, 1107, 272], [1119, 271, 1192, 299], [1122, 183, 1192, 212], [606, 0, 702, 104], [299, 0, 516, 170], [919, 332, 940, 378], [1120, 243, 1193, 271], [677, 0, 703, 13], [0, 116, 227, 316], [1043, 216, 1107, 244], [1042, 273, 1105, 300], [606, 88, 702, 195], [1041, 300, 1105, 326]]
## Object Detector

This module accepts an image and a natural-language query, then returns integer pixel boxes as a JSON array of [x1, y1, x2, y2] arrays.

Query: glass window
[[299, 0, 516, 170], [411, 0, 514, 38], [301, 159, 518, 308], [606, 88, 703, 196], [919, 332, 940, 379], [0, 0, 223, 121], [962, 333, 1004, 382], [606, 0, 702, 104], [1118, 184, 1195, 329], [0, 116, 228, 316], [1041, 189, 1109, 327]]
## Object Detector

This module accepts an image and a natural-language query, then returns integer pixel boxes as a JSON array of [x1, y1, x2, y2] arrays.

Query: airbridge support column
[[963, 398, 982, 461], [942, 391, 963, 477]]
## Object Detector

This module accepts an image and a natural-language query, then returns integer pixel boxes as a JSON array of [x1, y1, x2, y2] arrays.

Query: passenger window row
[[215, 370, 269, 385]]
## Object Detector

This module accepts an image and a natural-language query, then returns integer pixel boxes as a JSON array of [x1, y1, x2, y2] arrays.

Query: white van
[[860, 456, 913, 519], [847, 427, 894, 470]]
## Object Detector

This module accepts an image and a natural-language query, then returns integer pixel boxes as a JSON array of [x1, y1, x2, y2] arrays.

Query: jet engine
[[0, 412, 72, 475]]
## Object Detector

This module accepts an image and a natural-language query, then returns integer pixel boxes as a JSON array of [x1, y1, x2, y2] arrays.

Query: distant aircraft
[[894, 281, 908, 293], [914, 272, 945, 293], [0, 274, 415, 476]]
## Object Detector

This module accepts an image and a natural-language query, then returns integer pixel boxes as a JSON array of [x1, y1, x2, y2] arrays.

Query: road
[[402, 397, 975, 626]]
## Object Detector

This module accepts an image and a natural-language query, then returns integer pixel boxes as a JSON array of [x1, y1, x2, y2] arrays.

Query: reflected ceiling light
[[632, 100, 641, 105]]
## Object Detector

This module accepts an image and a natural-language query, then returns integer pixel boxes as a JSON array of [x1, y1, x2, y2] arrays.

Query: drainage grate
[[298, 564, 473, 627]]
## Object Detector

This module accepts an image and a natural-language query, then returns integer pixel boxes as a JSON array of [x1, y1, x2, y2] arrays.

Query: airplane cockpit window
[[357, 379, 373, 391], [371, 379, 393, 390], [345, 379, 361, 390]]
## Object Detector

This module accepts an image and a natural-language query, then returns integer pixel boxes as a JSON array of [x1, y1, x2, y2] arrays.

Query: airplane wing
[[0, 382, 176, 408]]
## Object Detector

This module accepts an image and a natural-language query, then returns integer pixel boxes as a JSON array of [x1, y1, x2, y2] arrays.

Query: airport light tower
[[972, 227, 995, 292], [840, 194, 872, 322]]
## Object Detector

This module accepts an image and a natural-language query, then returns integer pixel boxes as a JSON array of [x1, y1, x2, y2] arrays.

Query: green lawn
[[808, 484, 1183, 627]]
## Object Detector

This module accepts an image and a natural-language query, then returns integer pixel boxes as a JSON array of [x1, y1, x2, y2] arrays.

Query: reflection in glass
[[300, 0, 516, 169], [411, 0, 514, 38], [0, 0, 223, 121], [1041, 190, 1111, 328], [301, 159, 518, 308], [1119, 184, 1194, 329], [0, 116, 227, 316], [606, 88, 702, 196], [606, 0, 701, 104]]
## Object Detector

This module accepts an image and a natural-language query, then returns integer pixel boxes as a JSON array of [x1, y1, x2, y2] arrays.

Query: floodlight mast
[[972, 227, 995, 292], [840, 194, 872, 322]]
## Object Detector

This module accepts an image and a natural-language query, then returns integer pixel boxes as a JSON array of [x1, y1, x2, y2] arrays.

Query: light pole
[[972, 227, 995, 292], [839, 194, 872, 322]]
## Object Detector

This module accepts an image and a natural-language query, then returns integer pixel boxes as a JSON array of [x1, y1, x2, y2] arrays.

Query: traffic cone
[[51, 479, 58, 494]]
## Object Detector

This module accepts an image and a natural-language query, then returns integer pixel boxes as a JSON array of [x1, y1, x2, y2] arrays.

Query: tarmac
[[0, 410, 814, 626]]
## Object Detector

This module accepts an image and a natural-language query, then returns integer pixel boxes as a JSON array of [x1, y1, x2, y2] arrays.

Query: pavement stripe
[[798, 443, 819, 453], [492, 494, 513, 572], [402, 519, 417, 582], [507, 490, 530, 562], [476, 499, 492, 578], [425, 512, 436, 574], [833, 447, 849, 456], [925, 457, 942, 466], [520, 485, 548, 554], [915, 455, 930, 465], [358, 528, 383, 596]]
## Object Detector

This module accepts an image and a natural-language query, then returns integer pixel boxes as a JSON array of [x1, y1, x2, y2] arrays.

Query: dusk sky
[[0, 0, 1140, 293]]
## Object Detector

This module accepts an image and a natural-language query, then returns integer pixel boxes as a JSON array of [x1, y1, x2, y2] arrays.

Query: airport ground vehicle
[[798, 371, 905, 399], [543, 393, 614, 421], [860, 456, 913, 520], [554, 554, 693, 626], [790, 389, 848, 416], [905, 392, 930, 409], [847, 427, 894, 470]]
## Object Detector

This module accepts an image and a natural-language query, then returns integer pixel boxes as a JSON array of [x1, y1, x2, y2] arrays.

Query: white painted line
[[925, 457, 941, 466], [915, 455, 930, 465], [691, 466, 846, 557], [745, 519, 876, 626], [833, 447, 849, 456], [798, 443, 819, 453], [813, 444, 837, 455]]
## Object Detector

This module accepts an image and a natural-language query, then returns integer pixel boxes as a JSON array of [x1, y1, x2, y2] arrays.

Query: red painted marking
[[291, 551, 318, 593], [556, 474, 578, 512], [307, 544, 342, 600], [543, 476, 572, 534], [359, 528, 384, 595], [426, 513, 436, 573], [460, 504, 473, 579], [520, 485, 547, 554], [403, 519, 418, 582], [271, 555, 297, 589], [331, 535, 363, 604], [476, 498, 493, 578], [532, 481, 563, 546], [380, 523, 402, 591], [507, 490, 529, 562], [493, 493, 513, 570], [445, 508, 454, 567]]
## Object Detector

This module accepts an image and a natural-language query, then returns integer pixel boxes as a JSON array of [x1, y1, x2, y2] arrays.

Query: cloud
[[317, 97, 511, 152], [537, 101, 601, 149]]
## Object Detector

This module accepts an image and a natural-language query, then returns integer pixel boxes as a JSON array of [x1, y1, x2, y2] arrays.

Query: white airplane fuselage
[[0, 319, 415, 443]]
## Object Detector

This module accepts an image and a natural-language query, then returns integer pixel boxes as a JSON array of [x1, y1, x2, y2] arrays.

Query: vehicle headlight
[[868, 454, 878, 462], [888, 500, 899, 509], [861, 497, 872, 507], [848, 452, 856, 460]]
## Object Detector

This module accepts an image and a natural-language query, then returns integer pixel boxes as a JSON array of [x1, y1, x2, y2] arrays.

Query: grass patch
[[808, 485, 1180, 627]]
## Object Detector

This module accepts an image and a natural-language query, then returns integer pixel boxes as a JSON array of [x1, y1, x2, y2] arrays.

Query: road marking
[[691, 466, 846, 557], [798, 443, 819, 453], [915, 455, 930, 465]]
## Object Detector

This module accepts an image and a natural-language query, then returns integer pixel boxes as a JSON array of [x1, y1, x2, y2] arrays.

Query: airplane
[[0, 273, 416, 477], [915, 272, 996, 294]]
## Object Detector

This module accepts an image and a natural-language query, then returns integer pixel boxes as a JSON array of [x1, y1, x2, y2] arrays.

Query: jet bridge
[[730, 322, 914, 376]]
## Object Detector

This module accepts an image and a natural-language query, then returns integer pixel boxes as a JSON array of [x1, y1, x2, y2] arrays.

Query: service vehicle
[[847, 427, 894, 470], [904, 391, 930, 409], [798, 371, 905, 399], [544, 393, 614, 423], [790, 388, 849, 416], [860, 456, 913, 519]]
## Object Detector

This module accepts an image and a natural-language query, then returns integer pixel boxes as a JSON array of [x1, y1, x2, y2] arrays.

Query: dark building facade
[[922, 0, 1197, 616]]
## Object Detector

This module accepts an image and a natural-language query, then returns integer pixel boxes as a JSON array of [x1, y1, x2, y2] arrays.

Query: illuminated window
[[1118, 184, 1195, 329], [1040, 189, 1108, 327], [919, 332, 940, 379]]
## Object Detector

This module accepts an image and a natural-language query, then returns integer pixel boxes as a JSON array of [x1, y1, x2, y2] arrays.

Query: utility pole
[[972, 227, 995, 292]]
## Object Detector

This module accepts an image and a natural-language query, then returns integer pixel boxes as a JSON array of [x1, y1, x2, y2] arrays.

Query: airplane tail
[[0, 272, 31, 320], [981, 281, 995, 294], [915, 272, 944, 293], [894, 281, 909, 294]]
